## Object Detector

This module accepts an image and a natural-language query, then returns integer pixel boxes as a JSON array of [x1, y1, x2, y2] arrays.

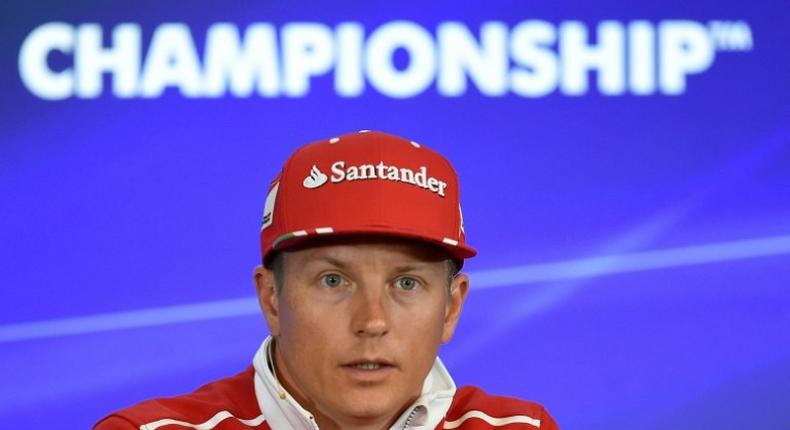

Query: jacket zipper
[[400, 407, 419, 430]]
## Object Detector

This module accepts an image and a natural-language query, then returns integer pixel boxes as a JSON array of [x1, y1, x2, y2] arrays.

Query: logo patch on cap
[[261, 182, 279, 230], [303, 165, 328, 189]]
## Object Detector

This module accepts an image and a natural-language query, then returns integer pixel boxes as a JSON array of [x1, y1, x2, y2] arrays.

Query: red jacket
[[95, 340, 558, 430]]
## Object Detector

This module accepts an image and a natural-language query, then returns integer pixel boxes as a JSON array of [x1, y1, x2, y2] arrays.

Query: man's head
[[253, 131, 475, 429], [254, 237, 468, 428]]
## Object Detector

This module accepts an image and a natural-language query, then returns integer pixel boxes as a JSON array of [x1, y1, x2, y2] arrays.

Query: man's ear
[[441, 272, 469, 343], [253, 265, 281, 336]]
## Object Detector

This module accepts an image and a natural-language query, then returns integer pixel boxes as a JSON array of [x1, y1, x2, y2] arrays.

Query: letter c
[[19, 22, 75, 100]]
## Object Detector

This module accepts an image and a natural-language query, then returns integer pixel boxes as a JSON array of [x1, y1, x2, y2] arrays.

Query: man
[[94, 131, 559, 429]]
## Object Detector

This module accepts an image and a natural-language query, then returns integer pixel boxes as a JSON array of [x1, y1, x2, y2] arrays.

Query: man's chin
[[327, 394, 407, 426]]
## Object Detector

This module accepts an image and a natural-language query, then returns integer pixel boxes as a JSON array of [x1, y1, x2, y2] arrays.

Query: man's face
[[254, 237, 468, 429]]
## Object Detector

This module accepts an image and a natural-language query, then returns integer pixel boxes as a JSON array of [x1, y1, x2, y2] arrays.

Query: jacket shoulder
[[93, 366, 268, 429], [444, 385, 559, 429]]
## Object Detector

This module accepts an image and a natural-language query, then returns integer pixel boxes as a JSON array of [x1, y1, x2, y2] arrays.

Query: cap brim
[[267, 225, 476, 269]]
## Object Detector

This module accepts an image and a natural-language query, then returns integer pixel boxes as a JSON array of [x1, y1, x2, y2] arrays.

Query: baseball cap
[[260, 130, 476, 268]]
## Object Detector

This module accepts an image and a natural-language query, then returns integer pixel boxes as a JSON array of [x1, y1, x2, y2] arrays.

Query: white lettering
[[335, 23, 365, 97], [438, 181, 448, 196], [560, 21, 625, 95], [437, 22, 507, 96], [17, 19, 749, 100], [510, 20, 558, 97], [427, 177, 439, 192], [323, 160, 446, 197], [376, 162, 388, 179], [359, 164, 376, 179], [202, 23, 280, 97], [331, 161, 346, 182], [139, 24, 202, 97], [386, 166, 399, 180], [628, 21, 656, 95], [346, 166, 360, 180], [18, 22, 75, 100], [414, 166, 427, 188], [366, 21, 435, 98], [75, 23, 140, 98], [282, 23, 334, 97], [399, 168, 415, 184], [659, 21, 715, 94]]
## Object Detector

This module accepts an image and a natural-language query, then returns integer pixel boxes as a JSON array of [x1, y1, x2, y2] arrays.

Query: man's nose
[[350, 286, 390, 337]]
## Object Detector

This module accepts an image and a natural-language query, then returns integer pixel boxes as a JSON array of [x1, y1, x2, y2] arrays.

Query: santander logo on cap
[[303, 165, 328, 189], [302, 160, 448, 197]]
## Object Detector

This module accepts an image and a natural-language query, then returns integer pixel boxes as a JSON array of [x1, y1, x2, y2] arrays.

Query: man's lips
[[340, 359, 399, 382], [340, 359, 397, 370], [340, 362, 397, 383]]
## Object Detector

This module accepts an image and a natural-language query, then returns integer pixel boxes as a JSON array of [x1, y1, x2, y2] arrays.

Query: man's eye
[[395, 277, 420, 291], [321, 274, 344, 288]]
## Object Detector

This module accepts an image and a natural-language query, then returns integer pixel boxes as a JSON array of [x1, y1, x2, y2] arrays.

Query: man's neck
[[276, 366, 410, 430], [313, 410, 401, 430]]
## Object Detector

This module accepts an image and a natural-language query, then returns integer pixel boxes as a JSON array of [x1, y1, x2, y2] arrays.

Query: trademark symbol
[[708, 21, 753, 51]]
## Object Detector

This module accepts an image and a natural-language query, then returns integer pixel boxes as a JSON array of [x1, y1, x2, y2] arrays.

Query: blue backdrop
[[2, 1, 789, 429]]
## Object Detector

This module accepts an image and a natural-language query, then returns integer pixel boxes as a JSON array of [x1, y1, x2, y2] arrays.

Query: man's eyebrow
[[392, 263, 433, 273], [308, 255, 351, 269]]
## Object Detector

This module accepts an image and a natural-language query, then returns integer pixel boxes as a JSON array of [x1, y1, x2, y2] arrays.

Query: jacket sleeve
[[92, 415, 139, 430]]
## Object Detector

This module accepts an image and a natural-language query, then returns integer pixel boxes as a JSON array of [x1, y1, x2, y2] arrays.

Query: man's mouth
[[348, 362, 390, 370], [340, 358, 399, 383], [342, 359, 397, 370]]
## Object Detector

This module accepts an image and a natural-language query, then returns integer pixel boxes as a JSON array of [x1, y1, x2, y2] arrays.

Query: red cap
[[260, 131, 476, 267]]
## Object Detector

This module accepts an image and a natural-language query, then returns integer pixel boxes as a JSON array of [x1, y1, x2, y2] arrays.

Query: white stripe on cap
[[442, 238, 459, 246], [292, 230, 308, 237], [316, 227, 334, 234]]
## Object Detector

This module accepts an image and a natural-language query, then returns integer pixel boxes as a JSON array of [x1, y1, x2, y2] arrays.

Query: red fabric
[[446, 386, 560, 430], [93, 367, 559, 429], [259, 131, 476, 267], [93, 367, 269, 430]]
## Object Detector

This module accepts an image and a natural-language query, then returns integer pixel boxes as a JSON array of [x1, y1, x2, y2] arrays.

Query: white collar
[[252, 336, 456, 430]]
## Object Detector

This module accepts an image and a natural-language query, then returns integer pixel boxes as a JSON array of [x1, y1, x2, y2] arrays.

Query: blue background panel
[[1, 0, 789, 429]]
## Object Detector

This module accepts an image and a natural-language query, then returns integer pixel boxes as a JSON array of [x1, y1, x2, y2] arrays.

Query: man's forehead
[[283, 235, 451, 265]]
